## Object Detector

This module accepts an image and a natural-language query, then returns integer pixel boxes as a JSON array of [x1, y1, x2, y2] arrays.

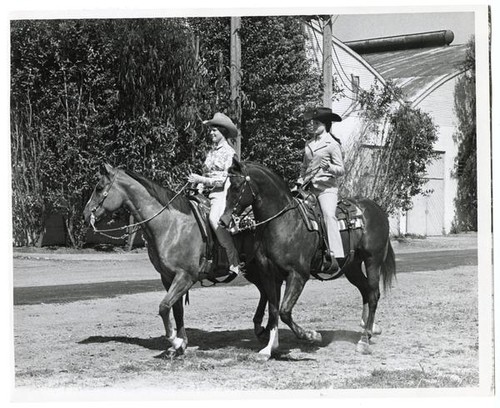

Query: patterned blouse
[[202, 139, 236, 188]]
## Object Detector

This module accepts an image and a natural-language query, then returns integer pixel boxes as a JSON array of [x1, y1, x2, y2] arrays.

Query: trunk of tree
[[65, 216, 78, 248]]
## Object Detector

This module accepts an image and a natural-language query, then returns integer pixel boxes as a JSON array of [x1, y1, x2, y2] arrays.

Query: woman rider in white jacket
[[296, 107, 345, 274]]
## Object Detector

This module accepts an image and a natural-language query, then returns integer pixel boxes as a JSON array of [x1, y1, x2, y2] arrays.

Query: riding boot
[[222, 264, 240, 283], [321, 251, 340, 275]]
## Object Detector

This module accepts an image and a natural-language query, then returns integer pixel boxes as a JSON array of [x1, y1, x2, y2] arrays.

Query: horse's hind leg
[[158, 272, 193, 357], [344, 261, 382, 336], [362, 258, 382, 339], [344, 259, 381, 354], [280, 271, 322, 343], [360, 303, 382, 335]]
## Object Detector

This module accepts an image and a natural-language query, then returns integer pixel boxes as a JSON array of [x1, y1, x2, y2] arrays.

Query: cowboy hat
[[203, 112, 239, 139], [304, 107, 342, 123]]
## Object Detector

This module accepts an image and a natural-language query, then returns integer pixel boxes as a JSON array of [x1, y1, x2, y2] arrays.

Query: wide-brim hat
[[203, 112, 239, 139], [304, 107, 342, 123]]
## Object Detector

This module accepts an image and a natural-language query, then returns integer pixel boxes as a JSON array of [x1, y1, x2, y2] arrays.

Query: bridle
[[227, 169, 298, 231], [89, 171, 189, 240], [90, 171, 118, 219]]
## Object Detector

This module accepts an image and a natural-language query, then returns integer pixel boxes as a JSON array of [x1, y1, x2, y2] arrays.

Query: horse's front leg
[[280, 270, 322, 343], [244, 263, 270, 341], [256, 267, 281, 359], [172, 297, 188, 354], [253, 288, 269, 341], [158, 272, 193, 357]]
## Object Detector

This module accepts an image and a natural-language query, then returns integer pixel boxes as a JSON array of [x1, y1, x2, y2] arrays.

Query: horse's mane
[[124, 169, 191, 215], [244, 161, 292, 196]]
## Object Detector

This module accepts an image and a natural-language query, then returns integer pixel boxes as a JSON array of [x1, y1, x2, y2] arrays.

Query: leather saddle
[[294, 189, 365, 280], [186, 192, 234, 284]]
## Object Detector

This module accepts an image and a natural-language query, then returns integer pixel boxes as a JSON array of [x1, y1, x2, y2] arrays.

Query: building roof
[[358, 44, 468, 104], [305, 20, 470, 107]]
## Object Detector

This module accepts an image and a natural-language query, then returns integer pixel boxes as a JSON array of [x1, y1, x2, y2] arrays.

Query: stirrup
[[214, 262, 244, 284], [208, 271, 237, 285], [222, 270, 238, 283], [321, 252, 340, 275]]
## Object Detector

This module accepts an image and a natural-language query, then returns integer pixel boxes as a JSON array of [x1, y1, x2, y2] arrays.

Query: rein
[[229, 171, 298, 231], [90, 181, 190, 240], [252, 200, 298, 228]]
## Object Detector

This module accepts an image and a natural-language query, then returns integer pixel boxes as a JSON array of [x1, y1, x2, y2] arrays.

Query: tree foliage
[[11, 20, 117, 246], [342, 81, 439, 214], [11, 19, 212, 246], [452, 37, 477, 231], [11, 16, 322, 247], [240, 16, 322, 180], [191, 16, 322, 181], [11, 16, 441, 246]]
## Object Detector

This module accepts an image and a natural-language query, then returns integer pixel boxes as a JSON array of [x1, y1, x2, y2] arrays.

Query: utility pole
[[230, 16, 242, 160], [322, 15, 333, 108]]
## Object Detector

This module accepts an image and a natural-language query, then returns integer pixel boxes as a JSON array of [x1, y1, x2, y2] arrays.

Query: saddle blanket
[[296, 192, 364, 233]]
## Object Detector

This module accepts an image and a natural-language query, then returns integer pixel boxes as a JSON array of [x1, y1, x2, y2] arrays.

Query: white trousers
[[208, 181, 240, 267], [311, 187, 345, 258]]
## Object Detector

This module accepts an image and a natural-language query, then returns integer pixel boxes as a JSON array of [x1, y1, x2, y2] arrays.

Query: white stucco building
[[306, 21, 470, 235]]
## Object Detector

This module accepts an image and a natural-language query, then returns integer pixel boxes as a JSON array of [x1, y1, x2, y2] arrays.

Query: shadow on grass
[[78, 327, 361, 356], [79, 334, 168, 351]]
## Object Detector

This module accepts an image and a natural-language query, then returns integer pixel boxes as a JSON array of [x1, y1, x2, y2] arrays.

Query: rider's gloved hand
[[291, 181, 302, 193]]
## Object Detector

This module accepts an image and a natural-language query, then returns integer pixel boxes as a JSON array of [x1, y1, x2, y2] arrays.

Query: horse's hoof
[[356, 340, 372, 355], [155, 348, 184, 359], [167, 336, 187, 356], [257, 349, 272, 361], [169, 347, 186, 358], [165, 340, 187, 357], [154, 350, 171, 359], [305, 330, 322, 344], [176, 340, 188, 355]]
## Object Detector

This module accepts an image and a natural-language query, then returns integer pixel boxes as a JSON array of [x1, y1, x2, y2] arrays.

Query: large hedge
[[191, 16, 322, 180], [452, 37, 477, 231], [11, 17, 321, 247], [11, 16, 445, 246]]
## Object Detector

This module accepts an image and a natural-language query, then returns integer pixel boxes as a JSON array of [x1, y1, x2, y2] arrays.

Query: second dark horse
[[220, 158, 396, 356]]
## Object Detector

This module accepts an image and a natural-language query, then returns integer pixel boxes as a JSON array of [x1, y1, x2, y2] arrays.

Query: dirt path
[[14, 264, 480, 393], [12, 233, 479, 288]]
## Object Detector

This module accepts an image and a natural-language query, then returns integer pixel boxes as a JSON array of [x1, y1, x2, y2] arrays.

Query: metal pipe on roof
[[345, 30, 455, 54]]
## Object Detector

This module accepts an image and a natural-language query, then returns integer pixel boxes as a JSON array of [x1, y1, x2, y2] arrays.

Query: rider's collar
[[213, 139, 228, 150]]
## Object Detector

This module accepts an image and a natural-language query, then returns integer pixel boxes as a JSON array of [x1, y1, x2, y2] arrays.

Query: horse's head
[[83, 163, 127, 228], [220, 157, 257, 230]]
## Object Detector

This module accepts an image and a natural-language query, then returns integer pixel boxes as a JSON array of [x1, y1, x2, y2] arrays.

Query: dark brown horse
[[83, 163, 268, 357], [220, 158, 396, 355]]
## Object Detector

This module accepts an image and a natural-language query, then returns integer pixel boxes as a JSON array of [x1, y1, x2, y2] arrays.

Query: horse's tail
[[381, 239, 396, 292]]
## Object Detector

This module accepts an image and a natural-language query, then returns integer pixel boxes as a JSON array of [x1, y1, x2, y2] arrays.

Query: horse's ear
[[100, 163, 113, 176], [231, 155, 242, 173]]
